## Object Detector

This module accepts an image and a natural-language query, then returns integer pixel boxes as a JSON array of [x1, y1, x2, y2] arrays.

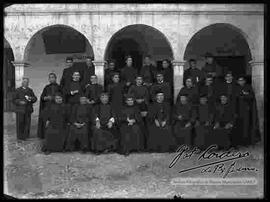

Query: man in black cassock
[[183, 59, 204, 87], [42, 94, 70, 154], [37, 72, 62, 139], [120, 55, 137, 93], [85, 75, 103, 106], [176, 77, 199, 107], [107, 72, 125, 116], [13, 78, 37, 141], [150, 72, 172, 104], [139, 55, 157, 87], [193, 93, 214, 149], [60, 57, 82, 89], [63, 71, 84, 105], [104, 60, 118, 88], [91, 92, 118, 154], [173, 93, 195, 147], [233, 75, 261, 146], [160, 59, 174, 104], [65, 96, 93, 153], [212, 94, 236, 149], [198, 74, 217, 107], [118, 94, 144, 155], [80, 56, 95, 88], [147, 91, 176, 152]]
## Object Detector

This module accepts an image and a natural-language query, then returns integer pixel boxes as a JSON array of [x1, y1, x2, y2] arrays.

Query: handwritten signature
[[169, 145, 258, 178]]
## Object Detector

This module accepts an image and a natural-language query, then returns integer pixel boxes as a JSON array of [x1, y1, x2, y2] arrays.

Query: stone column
[[172, 61, 185, 103], [249, 60, 264, 135], [12, 61, 30, 88], [93, 60, 106, 88]]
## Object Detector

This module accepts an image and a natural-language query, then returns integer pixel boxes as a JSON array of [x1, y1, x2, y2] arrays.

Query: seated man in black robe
[[13, 77, 37, 141], [85, 75, 103, 106], [150, 72, 172, 104], [173, 93, 195, 147], [37, 72, 62, 139], [212, 94, 236, 150], [65, 96, 93, 153], [194, 93, 214, 149], [233, 75, 261, 146], [91, 92, 118, 154], [147, 91, 176, 152], [118, 94, 144, 156], [42, 94, 70, 154], [63, 71, 84, 105]]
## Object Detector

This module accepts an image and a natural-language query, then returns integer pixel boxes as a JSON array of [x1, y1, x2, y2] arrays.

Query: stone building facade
[[3, 4, 264, 134]]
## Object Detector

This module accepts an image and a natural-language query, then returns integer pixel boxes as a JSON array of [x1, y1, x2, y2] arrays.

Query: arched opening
[[4, 38, 15, 112], [23, 25, 94, 117], [184, 23, 252, 83], [104, 24, 174, 72]]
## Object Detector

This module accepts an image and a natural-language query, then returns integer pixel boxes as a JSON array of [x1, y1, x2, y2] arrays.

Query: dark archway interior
[[105, 24, 174, 72], [4, 40, 15, 112], [184, 23, 252, 83]]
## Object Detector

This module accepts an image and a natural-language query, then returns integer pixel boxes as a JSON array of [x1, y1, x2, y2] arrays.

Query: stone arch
[[104, 24, 174, 70], [184, 23, 253, 79]]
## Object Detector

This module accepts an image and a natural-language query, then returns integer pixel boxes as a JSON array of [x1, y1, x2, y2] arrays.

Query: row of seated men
[[12, 64, 261, 155]]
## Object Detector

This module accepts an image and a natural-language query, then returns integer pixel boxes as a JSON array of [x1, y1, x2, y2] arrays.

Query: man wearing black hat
[[13, 78, 37, 141], [80, 56, 96, 88], [233, 75, 261, 146], [201, 53, 223, 80], [37, 72, 62, 139], [183, 59, 204, 87], [150, 72, 172, 104]]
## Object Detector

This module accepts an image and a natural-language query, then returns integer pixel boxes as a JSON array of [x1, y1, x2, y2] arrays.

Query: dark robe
[[13, 87, 37, 140], [199, 84, 217, 106], [85, 83, 103, 105], [194, 103, 214, 149], [104, 69, 118, 88], [63, 80, 84, 105], [201, 62, 224, 79], [128, 84, 149, 112], [161, 67, 174, 103], [91, 103, 118, 152], [60, 65, 83, 89], [183, 68, 204, 86], [212, 102, 236, 149], [140, 64, 157, 85], [79, 62, 95, 87], [147, 102, 176, 152], [176, 86, 199, 106], [217, 80, 239, 107], [107, 82, 125, 116], [172, 102, 195, 147], [118, 104, 144, 153], [42, 103, 70, 152], [150, 81, 172, 103], [65, 104, 93, 150], [120, 65, 137, 92], [37, 83, 62, 139], [234, 84, 261, 146]]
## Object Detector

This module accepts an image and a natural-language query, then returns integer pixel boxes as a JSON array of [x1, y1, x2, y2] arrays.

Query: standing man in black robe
[[91, 92, 118, 154], [160, 59, 174, 104], [63, 71, 84, 106], [147, 91, 176, 152], [139, 55, 157, 87], [173, 93, 195, 147], [42, 94, 70, 154], [212, 94, 236, 149], [13, 78, 37, 141], [81, 56, 95, 88], [65, 96, 93, 153], [198, 74, 217, 107], [37, 72, 62, 139], [234, 75, 261, 146], [150, 72, 172, 104], [183, 59, 204, 87], [120, 55, 137, 94], [104, 60, 118, 88], [118, 94, 144, 155], [85, 75, 103, 106]]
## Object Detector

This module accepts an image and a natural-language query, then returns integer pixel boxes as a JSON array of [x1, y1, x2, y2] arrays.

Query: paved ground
[[3, 114, 264, 199]]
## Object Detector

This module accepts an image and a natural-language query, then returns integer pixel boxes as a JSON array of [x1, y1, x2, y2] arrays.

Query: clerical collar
[[226, 81, 232, 84], [22, 86, 27, 89], [157, 81, 164, 84]]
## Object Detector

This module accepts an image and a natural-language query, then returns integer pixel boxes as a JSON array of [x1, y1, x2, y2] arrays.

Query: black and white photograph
[[2, 3, 265, 199]]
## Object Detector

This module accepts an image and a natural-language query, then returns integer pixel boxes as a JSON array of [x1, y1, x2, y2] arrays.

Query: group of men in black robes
[[13, 53, 261, 156]]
